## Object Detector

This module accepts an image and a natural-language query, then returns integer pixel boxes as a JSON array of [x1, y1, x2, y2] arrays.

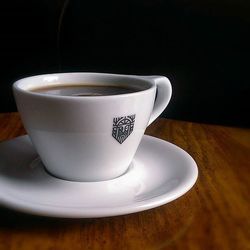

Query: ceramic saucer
[[0, 135, 198, 218]]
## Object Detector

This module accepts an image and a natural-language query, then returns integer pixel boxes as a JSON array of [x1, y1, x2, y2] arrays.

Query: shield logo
[[112, 114, 136, 144]]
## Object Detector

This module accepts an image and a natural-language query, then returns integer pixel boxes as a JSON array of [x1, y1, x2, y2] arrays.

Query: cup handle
[[142, 76, 172, 126]]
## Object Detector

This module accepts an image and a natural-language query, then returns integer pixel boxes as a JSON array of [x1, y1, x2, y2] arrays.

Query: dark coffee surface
[[29, 84, 140, 96]]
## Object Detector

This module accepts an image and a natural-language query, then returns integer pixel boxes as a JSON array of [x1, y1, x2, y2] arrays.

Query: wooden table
[[0, 113, 249, 250]]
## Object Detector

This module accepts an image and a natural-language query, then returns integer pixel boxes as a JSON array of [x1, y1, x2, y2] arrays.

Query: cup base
[[41, 162, 132, 183]]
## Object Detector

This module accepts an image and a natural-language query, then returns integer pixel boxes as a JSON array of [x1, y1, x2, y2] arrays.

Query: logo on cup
[[112, 115, 136, 144]]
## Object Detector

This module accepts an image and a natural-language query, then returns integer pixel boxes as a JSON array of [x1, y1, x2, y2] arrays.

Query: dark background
[[1, 0, 249, 127]]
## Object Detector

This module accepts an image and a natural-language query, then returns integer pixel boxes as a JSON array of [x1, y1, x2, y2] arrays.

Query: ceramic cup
[[13, 73, 172, 181]]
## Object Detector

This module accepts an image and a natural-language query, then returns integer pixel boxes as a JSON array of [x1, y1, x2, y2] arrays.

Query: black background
[[1, 0, 249, 127]]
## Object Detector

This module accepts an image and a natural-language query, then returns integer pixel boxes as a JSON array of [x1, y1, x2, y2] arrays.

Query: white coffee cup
[[13, 73, 172, 181]]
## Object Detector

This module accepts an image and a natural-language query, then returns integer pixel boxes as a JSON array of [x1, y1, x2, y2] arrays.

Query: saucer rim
[[0, 135, 198, 218]]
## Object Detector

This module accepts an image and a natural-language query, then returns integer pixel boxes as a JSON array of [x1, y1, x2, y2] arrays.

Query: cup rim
[[13, 72, 156, 100]]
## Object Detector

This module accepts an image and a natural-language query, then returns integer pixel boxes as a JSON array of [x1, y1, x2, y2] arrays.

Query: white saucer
[[0, 135, 198, 218]]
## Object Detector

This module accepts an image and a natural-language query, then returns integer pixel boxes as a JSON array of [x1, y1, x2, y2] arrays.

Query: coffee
[[29, 84, 140, 96]]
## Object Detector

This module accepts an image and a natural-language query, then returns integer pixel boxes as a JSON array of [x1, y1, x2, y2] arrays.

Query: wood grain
[[0, 113, 249, 250]]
